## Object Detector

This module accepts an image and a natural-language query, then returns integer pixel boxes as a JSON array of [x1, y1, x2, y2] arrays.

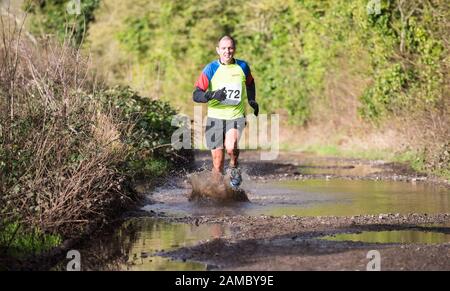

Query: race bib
[[219, 83, 242, 105]]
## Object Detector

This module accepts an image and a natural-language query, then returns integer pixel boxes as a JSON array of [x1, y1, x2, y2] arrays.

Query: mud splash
[[187, 171, 249, 202]]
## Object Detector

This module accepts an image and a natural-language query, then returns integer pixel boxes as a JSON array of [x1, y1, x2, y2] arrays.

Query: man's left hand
[[249, 100, 259, 116]]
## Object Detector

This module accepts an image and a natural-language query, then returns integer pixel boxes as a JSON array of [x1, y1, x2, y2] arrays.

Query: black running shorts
[[205, 117, 246, 150]]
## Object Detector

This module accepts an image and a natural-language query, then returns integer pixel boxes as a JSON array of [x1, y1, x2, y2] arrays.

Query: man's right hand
[[207, 87, 227, 102]]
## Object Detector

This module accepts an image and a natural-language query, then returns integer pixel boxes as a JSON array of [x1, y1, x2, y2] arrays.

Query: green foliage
[[359, 63, 410, 119], [26, 0, 448, 125], [141, 158, 170, 178], [0, 221, 62, 259], [92, 0, 446, 125], [357, 0, 447, 119], [97, 86, 187, 177], [25, 0, 100, 45], [117, 17, 154, 57]]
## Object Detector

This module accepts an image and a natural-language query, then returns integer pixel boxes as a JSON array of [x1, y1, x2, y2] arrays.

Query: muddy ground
[[145, 150, 450, 271], [159, 213, 449, 270], [29, 150, 448, 271]]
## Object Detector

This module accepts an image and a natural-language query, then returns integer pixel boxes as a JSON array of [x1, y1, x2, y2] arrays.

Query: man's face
[[216, 39, 235, 64]]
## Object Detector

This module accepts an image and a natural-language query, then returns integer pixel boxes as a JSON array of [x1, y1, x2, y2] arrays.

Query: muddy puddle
[[143, 178, 450, 218], [75, 218, 229, 271], [72, 153, 450, 270]]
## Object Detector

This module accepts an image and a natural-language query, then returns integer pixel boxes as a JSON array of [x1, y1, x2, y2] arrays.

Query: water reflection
[[250, 179, 450, 217], [72, 218, 229, 271], [143, 178, 449, 218]]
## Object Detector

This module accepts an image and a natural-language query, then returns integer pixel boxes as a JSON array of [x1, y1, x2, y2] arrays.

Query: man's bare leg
[[225, 128, 243, 187], [211, 148, 225, 182], [225, 128, 240, 168], [228, 148, 239, 168]]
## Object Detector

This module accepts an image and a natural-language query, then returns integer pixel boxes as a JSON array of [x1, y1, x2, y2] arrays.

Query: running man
[[192, 35, 259, 189]]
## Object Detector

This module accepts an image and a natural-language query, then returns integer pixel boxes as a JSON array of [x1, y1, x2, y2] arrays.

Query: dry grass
[[0, 16, 139, 236]]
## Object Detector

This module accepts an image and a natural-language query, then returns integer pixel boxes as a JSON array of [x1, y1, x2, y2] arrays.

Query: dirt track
[[149, 151, 450, 271], [54, 150, 450, 271], [159, 213, 449, 270]]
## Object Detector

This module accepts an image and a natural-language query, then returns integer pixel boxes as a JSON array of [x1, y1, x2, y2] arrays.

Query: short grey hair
[[217, 35, 236, 48]]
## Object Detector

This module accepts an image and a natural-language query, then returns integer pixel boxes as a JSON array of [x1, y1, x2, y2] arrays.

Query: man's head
[[216, 35, 236, 65]]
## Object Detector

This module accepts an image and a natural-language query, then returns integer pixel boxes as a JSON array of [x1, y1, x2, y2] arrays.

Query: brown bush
[[0, 17, 139, 237]]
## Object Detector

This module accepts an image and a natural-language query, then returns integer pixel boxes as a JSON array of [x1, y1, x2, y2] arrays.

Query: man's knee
[[224, 133, 238, 150], [212, 149, 223, 159]]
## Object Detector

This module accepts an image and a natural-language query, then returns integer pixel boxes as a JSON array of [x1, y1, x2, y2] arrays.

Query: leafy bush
[[25, 0, 100, 45], [0, 25, 189, 241], [359, 63, 410, 119], [97, 86, 191, 177]]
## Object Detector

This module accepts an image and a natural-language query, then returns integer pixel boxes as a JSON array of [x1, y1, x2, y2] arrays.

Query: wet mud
[[74, 150, 450, 270]]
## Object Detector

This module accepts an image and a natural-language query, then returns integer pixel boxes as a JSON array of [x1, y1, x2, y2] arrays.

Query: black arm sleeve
[[246, 81, 256, 103], [193, 87, 210, 103]]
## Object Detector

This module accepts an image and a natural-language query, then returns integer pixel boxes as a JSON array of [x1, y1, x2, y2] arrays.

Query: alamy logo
[[66, 250, 81, 271], [66, 0, 81, 15], [367, 0, 381, 15], [366, 250, 381, 271], [171, 106, 279, 160]]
